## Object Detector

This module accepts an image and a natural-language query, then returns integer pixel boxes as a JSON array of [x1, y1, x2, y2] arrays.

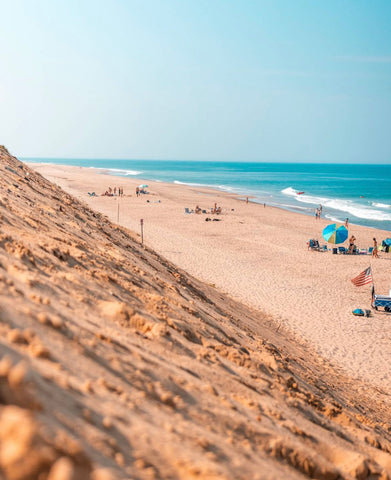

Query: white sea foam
[[174, 180, 207, 187], [324, 214, 343, 223], [281, 187, 299, 196], [372, 202, 391, 209], [282, 186, 391, 221], [104, 168, 142, 176]]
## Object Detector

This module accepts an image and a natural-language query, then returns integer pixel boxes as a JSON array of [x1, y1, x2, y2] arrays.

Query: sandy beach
[[29, 162, 391, 393], [2, 148, 391, 479]]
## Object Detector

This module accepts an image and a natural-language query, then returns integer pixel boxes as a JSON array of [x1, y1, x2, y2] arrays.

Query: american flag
[[351, 266, 373, 287]]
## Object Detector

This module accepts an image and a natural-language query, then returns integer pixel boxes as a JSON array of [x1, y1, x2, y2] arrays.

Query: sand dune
[[0, 146, 390, 479]]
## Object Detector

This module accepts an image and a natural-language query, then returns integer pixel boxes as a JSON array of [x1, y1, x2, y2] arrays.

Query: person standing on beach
[[315, 208, 319, 220], [372, 238, 379, 258], [136, 187, 139, 197], [344, 218, 349, 228], [319, 204, 322, 217]]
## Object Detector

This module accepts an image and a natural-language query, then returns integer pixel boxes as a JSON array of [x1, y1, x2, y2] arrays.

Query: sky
[[0, 0, 390, 163]]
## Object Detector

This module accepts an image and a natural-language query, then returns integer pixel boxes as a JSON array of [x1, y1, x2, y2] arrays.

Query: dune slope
[[0, 145, 391, 480]]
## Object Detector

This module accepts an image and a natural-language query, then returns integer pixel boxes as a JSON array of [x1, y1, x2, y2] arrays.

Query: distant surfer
[[297, 191, 305, 195]]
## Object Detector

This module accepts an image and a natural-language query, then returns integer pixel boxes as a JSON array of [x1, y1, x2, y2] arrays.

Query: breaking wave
[[371, 202, 391, 209], [282, 187, 391, 221]]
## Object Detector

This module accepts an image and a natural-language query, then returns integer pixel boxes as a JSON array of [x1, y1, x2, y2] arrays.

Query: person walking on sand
[[372, 238, 379, 258]]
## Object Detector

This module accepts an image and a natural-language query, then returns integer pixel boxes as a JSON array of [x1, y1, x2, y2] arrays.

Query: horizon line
[[22, 156, 391, 166]]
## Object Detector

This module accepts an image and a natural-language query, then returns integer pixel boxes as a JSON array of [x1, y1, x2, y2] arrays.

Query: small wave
[[281, 187, 299, 196], [104, 168, 142, 176], [324, 214, 343, 223], [282, 186, 391, 221], [217, 185, 235, 192], [371, 202, 391, 209], [324, 200, 391, 221], [174, 180, 206, 187]]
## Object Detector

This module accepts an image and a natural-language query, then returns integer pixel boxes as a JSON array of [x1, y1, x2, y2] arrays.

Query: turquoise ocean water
[[25, 158, 391, 232]]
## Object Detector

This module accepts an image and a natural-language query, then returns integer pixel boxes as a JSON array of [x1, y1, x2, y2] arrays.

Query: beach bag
[[352, 309, 372, 317]]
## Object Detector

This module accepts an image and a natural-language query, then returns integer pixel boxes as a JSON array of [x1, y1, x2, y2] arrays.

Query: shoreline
[[25, 160, 391, 233], [28, 162, 391, 393]]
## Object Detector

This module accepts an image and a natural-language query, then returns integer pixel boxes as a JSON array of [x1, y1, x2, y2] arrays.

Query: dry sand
[[29, 162, 391, 392], [1, 147, 391, 480]]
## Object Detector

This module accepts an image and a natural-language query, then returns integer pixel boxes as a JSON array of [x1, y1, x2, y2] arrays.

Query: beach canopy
[[138, 184, 148, 189], [322, 223, 348, 244]]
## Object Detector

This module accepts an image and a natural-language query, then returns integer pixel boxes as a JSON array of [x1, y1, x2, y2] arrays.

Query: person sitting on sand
[[372, 238, 379, 258], [348, 235, 356, 254], [216, 206, 222, 214], [195, 205, 201, 214]]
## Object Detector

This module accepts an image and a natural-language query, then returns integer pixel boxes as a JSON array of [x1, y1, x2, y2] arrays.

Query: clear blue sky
[[1, 1, 390, 163]]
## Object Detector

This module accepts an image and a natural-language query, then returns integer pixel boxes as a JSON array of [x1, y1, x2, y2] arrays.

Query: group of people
[[103, 186, 124, 196], [348, 234, 379, 257], [135, 187, 147, 196], [194, 203, 222, 214]]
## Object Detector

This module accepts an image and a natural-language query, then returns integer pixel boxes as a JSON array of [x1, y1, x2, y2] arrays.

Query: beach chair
[[372, 295, 391, 312], [338, 246, 347, 254], [368, 247, 373, 254], [307, 239, 320, 251]]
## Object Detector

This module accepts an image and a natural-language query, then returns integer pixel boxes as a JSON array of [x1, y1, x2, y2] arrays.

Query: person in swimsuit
[[372, 238, 379, 258], [349, 235, 356, 254]]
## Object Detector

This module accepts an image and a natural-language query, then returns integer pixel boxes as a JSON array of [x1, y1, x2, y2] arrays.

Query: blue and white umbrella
[[322, 223, 348, 244]]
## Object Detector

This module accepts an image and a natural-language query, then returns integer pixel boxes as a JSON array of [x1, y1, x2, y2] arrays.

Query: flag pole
[[369, 259, 376, 306]]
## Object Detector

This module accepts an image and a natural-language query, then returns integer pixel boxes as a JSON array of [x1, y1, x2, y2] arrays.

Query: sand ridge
[[0, 147, 390, 479]]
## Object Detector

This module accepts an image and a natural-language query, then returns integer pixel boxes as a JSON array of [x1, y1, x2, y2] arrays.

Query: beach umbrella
[[138, 184, 148, 189], [322, 223, 348, 244]]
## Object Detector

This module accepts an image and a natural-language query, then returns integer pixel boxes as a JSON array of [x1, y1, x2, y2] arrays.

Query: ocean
[[25, 158, 391, 232]]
